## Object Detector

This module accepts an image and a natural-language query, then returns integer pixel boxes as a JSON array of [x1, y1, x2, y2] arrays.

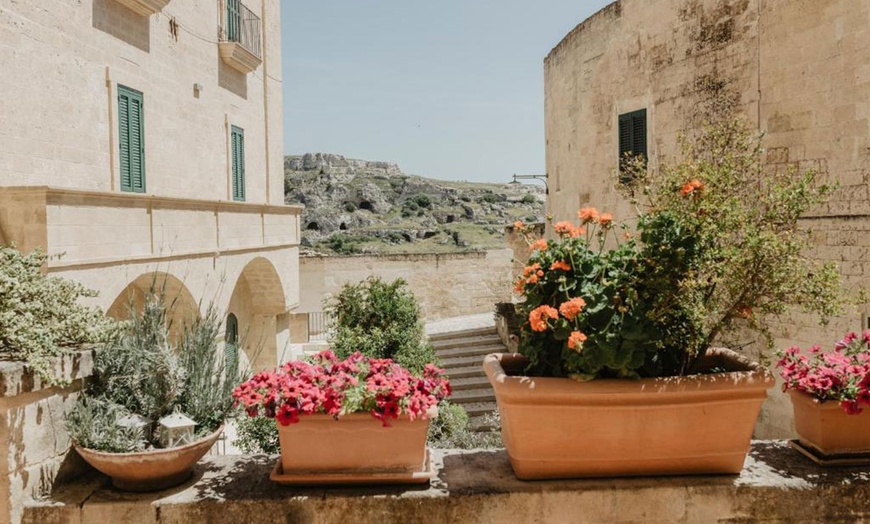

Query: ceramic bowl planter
[[74, 426, 222, 491], [270, 413, 433, 485], [484, 349, 773, 480], [789, 389, 870, 456]]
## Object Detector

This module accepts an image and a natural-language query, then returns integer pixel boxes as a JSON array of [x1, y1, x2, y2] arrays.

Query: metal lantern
[[117, 413, 153, 441], [157, 413, 196, 448]]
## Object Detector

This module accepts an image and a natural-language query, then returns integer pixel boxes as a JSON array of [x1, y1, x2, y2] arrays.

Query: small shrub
[[65, 396, 146, 453], [428, 402, 502, 449], [343, 202, 357, 213], [0, 246, 117, 383], [521, 194, 537, 204], [233, 416, 280, 454], [326, 277, 434, 374], [412, 194, 433, 209], [477, 192, 504, 204]]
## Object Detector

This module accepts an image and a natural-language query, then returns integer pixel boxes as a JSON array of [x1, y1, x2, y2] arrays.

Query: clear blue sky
[[280, 1, 612, 183]]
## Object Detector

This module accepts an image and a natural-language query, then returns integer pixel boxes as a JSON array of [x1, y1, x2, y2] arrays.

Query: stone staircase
[[429, 326, 504, 430]]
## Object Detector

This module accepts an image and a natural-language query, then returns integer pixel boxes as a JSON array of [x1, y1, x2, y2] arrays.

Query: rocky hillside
[[285, 153, 545, 255]]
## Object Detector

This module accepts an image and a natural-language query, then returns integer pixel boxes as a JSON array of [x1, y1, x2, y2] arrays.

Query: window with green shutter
[[231, 125, 245, 201], [118, 85, 145, 193], [618, 109, 647, 180]]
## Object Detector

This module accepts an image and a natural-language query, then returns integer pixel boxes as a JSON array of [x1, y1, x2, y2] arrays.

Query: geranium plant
[[514, 111, 845, 380], [777, 332, 870, 415], [233, 351, 451, 427]]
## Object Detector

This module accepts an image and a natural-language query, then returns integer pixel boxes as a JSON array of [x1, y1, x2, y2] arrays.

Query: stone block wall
[[0, 351, 95, 524], [298, 249, 515, 322], [544, 0, 870, 438]]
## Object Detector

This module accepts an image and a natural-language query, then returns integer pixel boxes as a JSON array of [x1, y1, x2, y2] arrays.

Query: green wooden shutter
[[231, 126, 245, 201], [224, 313, 239, 381], [618, 108, 647, 178], [118, 86, 145, 193], [227, 0, 240, 41]]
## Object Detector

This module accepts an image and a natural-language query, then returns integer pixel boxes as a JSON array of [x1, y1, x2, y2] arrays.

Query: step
[[430, 335, 504, 351], [442, 365, 486, 379], [450, 388, 496, 404], [428, 326, 498, 342], [440, 354, 493, 369], [449, 376, 491, 391], [435, 344, 506, 360], [459, 402, 498, 417]]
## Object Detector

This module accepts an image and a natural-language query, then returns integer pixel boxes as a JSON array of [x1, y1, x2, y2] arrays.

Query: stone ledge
[[0, 349, 94, 398], [23, 441, 870, 523]]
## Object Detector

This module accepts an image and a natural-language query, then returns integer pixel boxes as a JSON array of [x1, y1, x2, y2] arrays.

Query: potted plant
[[66, 292, 240, 491], [777, 332, 870, 460], [233, 350, 450, 485], [487, 112, 844, 479]]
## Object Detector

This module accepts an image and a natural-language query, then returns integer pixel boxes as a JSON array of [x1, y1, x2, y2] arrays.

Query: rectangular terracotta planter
[[790, 389, 870, 455], [276, 413, 429, 473], [484, 348, 773, 479]]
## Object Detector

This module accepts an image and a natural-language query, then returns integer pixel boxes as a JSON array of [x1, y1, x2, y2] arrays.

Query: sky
[[280, 0, 612, 183]]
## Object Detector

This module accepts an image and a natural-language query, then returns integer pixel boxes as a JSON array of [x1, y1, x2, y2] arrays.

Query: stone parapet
[[23, 442, 870, 523]]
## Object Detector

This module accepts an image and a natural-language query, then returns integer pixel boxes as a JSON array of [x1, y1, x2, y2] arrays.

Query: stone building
[[0, 0, 301, 371], [544, 0, 870, 437]]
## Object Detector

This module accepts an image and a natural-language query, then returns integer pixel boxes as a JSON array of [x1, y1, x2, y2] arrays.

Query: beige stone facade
[[0, 0, 300, 370], [0, 1, 298, 521], [544, 0, 870, 437]]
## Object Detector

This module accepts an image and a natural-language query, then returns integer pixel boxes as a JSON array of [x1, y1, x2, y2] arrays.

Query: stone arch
[[226, 257, 287, 372], [106, 272, 200, 342]]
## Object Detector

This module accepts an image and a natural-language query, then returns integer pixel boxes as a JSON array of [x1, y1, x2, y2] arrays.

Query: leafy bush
[[65, 396, 146, 453], [477, 193, 504, 204], [428, 402, 502, 449], [326, 277, 435, 374], [411, 194, 432, 209], [0, 246, 117, 383], [343, 202, 357, 213], [521, 194, 537, 204], [233, 416, 280, 454]]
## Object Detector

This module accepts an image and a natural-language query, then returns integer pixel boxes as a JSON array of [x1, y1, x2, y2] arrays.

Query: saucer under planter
[[274, 413, 432, 485], [483, 349, 773, 480], [789, 389, 870, 457], [74, 426, 223, 491]]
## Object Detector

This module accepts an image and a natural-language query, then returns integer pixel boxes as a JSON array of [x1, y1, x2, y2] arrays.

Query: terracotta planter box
[[276, 413, 429, 474], [75, 426, 222, 491], [484, 349, 773, 479], [789, 389, 870, 455]]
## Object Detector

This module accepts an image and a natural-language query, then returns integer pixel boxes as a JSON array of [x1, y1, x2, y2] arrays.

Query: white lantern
[[157, 413, 196, 448], [117, 413, 153, 441]]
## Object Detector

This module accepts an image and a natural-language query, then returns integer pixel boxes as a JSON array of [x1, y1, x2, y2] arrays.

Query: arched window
[[225, 313, 239, 375]]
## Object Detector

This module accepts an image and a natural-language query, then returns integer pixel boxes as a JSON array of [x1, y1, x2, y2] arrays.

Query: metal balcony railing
[[219, 0, 262, 59]]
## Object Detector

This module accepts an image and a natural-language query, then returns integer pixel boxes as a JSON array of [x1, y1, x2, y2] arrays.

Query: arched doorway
[[226, 257, 287, 372], [225, 313, 239, 367], [106, 272, 200, 342]]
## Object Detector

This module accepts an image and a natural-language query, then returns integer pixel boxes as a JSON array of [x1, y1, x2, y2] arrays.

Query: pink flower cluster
[[776, 331, 870, 415], [233, 351, 451, 427]]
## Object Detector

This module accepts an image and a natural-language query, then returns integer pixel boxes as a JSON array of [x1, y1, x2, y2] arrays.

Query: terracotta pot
[[789, 389, 870, 455], [484, 349, 773, 479], [74, 426, 223, 491], [277, 413, 429, 473]]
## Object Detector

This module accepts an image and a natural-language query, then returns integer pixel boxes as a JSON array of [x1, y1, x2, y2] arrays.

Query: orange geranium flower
[[513, 220, 525, 230], [680, 179, 704, 196], [553, 221, 575, 237], [529, 305, 559, 332], [514, 279, 525, 294], [522, 263, 541, 277], [529, 238, 548, 252], [578, 207, 599, 224], [598, 213, 613, 227], [550, 260, 571, 272], [559, 297, 587, 321], [568, 331, 588, 352]]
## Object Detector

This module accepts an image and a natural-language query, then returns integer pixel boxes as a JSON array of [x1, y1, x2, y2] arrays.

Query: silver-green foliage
[[65, 396, 146, 453], [427, 401, 502, 449], [0, 246, 117, 383]]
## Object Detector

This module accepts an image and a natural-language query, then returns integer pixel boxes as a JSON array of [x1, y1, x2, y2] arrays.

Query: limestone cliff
[[284, 153, 545, 255]]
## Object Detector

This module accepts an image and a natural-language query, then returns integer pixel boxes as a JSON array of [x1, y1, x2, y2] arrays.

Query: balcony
[[0, 187, 301, 271], [113, 0, 170, 16], [218, 0, 263, 74]]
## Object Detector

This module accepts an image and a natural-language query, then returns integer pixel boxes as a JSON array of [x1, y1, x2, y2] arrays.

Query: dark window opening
[[358, 201, 373, 211], [618, 108, 647, 182], [306, 222, 320, 231], [339, 223, 347, 230]]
